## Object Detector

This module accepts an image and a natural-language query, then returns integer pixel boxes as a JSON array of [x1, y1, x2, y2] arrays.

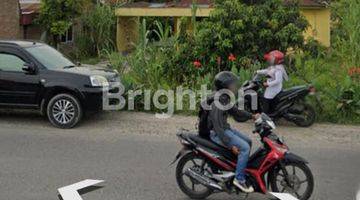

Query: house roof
[[286, 0, 328, 7], [20, 2, 41, 15], [121, 0, 327, 8], [303, 0, 328, 7], [19, 0, 41, 26]]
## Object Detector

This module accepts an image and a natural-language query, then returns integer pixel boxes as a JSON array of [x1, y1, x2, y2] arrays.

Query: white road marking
[[58, 179, 105, 200], [269, 192, 299, 200]]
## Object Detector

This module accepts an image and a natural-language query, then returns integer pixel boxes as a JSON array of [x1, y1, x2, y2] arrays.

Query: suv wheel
[[46, 94, 83, 129]]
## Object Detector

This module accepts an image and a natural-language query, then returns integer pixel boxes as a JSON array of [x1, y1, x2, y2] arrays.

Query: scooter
[[172, 114, 314, 200], [240, 74, 316, 127]]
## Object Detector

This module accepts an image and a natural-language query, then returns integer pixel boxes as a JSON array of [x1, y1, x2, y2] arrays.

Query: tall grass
[[80, 4, 117, 57], [153, 20, 172, 43], [138, 18, 150, 52], [332, 0, 360, 67]]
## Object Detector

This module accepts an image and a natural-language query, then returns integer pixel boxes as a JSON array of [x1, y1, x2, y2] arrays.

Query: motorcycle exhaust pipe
[[184, 168, 223, 191]]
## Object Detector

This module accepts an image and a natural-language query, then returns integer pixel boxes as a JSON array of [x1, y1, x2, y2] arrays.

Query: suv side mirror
[[23, 63, 36, 73]]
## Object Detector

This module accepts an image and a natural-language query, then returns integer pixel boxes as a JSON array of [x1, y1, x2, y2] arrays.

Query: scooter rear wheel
[[293, 103, 316, 127]]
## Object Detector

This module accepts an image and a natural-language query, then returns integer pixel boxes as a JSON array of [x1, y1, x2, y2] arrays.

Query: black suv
[[0, 40, 120, 128]]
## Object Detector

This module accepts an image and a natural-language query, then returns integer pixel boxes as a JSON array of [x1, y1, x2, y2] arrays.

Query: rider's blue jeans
[[210, 129, 252, 182]]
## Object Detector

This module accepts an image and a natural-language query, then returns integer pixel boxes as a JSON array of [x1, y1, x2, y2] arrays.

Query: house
[[0, 0, 22, 39], [0, 0, 74, 43], [115, 0, 331, 52], [20, 0, 43, 40], [0, 0, 44, 40]]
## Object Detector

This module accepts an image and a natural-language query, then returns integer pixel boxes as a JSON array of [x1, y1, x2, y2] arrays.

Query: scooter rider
[[257, 50, 289, 114], [205, 71, 260, 193]]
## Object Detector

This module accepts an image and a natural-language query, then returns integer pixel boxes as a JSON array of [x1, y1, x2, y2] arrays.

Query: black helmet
[[214, 71, 239, 90]]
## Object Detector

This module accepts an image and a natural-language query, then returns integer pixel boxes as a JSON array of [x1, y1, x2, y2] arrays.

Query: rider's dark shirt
[[207, 94, 252, 146]]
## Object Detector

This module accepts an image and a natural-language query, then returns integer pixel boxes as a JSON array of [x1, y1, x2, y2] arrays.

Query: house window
[[60, 26, 73, 43]]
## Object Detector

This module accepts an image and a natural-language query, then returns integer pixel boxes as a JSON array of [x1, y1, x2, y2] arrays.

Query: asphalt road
[[0, 110, 359, 200]]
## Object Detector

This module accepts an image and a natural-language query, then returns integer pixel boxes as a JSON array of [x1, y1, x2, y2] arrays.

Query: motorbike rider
[[202, 71, 260, 193], [256, 50, 288, 114]]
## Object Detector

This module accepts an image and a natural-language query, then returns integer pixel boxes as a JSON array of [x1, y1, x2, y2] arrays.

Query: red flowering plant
[[192, 59, 203, 82], [193, 54, 238, 74], [228, 53, 236, 62], [193, 60, 202, 69], [348, 67, 360, 76], [348, 67, 360, 82], [227, 53, 237, 70]]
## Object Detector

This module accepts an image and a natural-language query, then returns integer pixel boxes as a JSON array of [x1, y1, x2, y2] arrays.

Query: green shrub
[[74, 32, 95, 59], [287, 52, 360, 123], [192, 0, 307, 68], [105, 1, 360, 124], [76, 4, 117, 59], [163, 0, 308, 84]]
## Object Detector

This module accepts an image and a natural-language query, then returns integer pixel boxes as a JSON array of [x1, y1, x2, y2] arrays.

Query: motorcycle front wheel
[[269, 161, 314, 200], [176, 152, 213, 199]]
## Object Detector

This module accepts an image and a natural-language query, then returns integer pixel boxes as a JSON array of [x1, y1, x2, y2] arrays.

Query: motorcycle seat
[[184, 133, 236, 160], [188, 134, 226, 150], [276, 86, 307, 101]]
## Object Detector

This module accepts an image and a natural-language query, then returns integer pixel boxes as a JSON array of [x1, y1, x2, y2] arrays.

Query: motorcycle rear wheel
[[176, 152, 213, 199], [293, 103, 316, 127], [269, 162, 314, 200]]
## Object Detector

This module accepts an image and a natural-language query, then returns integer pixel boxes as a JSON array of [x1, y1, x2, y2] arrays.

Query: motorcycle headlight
[[90, 75, 109, 87]]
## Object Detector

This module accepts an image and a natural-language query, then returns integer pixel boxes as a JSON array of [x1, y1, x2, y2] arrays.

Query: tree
[[192, 0, 308, 69], [37, 0, 88, 47]]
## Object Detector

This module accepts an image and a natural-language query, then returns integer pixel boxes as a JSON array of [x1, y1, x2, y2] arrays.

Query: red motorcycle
[[173, 114, 314, 200]]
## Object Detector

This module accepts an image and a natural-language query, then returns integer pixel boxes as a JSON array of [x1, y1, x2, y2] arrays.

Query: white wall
[[19, 0, 40, 3]]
